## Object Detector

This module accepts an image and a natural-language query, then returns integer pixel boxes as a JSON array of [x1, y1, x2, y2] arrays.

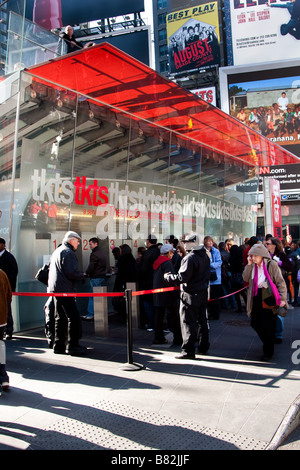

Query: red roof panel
[[27, 43, 300, 167]]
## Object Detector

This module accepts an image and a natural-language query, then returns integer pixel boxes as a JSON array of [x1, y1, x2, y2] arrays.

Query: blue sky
[[230, 76, 300, 91]]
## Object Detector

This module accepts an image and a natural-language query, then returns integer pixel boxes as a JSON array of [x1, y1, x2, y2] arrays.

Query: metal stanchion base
[[120, 362, 143, 371]]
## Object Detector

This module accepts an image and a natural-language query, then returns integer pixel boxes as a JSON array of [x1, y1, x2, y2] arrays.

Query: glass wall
[[6, 12, 61, 75], [0, 70, 258, 330]]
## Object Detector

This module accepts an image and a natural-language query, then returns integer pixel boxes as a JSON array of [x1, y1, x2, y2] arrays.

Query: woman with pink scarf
[[243, 243, 287, 361]]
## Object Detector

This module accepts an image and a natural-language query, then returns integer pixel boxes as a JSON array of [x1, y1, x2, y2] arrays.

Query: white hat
[[185, 233, 200, 245], [63, 231, 81, 242]]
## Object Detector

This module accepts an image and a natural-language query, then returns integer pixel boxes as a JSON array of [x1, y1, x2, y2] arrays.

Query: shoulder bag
[[35, 263, 49, 286]]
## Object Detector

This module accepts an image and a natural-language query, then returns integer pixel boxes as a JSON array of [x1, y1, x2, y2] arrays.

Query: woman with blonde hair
[[243, 243, 287, 360], [176, 242, 187, 258]]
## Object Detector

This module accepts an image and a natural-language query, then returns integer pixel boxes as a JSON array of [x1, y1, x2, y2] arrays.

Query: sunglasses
[[265, 242, 272, 245]]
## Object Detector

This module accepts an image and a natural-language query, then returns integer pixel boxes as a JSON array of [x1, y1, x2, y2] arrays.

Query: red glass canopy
[[26, 43, 300, 168]]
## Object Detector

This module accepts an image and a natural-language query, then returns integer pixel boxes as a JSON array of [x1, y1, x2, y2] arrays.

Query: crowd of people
[[1, 230, 300, 395], [108, 232, 300, 361], [236, 92, 300, 139]]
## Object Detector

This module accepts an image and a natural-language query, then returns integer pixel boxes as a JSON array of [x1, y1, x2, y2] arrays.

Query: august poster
[[166, 2, 220, 75]]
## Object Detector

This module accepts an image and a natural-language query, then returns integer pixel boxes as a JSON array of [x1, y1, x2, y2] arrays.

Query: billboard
[[259, 164, 300, 193], [166, 2, 221, 75], [264, 178, 282, 238], [8, 0, 145, 29], [84, 29, 150, 67], [190, 86, 216, 106], [224, 0, 300, 66], [219, 60, 300, 157]]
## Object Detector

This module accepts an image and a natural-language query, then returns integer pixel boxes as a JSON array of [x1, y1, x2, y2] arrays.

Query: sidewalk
[[0, 305, 300, 451]]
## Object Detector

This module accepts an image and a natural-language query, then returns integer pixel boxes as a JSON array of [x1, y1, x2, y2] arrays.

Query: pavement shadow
[[0, 392, 241, 450]]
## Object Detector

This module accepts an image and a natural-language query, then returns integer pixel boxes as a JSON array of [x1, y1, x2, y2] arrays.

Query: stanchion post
[[126, 282, 139, 328], [94, 286, 108, 337], [125, 288, 133, 365]]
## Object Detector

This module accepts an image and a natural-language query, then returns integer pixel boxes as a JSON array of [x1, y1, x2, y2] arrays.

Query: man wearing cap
[[164, 233, 211, 359], [48, 231, 86, 356]]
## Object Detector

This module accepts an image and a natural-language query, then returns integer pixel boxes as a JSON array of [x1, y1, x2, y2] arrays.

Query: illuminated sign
[[271, 178, 282, 238], [166, 2, 220, 74], [31, 169, 253, 222], [190, 86, 216, 106], [224, 0, 300, 65]]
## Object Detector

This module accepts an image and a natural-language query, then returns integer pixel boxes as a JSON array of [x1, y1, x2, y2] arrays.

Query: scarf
[[252, 261, 281, 306]]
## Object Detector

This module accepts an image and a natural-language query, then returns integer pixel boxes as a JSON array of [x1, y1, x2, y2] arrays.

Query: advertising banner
[[270, 178, 283, 239], [190, 86, 216, 106], [259, 164, 300, 193], [264, 178, 282, 239], [236, 163, 300, 196], [225, 0, 300, 66], [166, 2, 221, 75], [219, 61, 300, 157], [230, 75, 300, 149], [23, 168, 256, 243]]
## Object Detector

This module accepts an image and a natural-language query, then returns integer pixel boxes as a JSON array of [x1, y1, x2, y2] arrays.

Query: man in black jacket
[[165, 233, 210, 359], [137, 235, 160, 330], [82, 237, 107, 321], [48, 231, 86, 356], [0, 238, 18, 339]]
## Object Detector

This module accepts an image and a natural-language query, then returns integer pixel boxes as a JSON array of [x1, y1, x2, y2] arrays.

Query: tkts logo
[[31, 169, 109, 206]]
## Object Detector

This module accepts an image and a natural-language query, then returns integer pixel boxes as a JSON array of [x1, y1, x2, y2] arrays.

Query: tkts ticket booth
[[0, 43, 298, 331]]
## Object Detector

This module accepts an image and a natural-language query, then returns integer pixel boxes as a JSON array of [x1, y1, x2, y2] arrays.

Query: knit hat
[[160, 243, 175, 254], [248, 243, 271, 259]]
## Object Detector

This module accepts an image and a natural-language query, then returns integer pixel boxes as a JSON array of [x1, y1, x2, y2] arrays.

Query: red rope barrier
[[12, 285, 247, 300]]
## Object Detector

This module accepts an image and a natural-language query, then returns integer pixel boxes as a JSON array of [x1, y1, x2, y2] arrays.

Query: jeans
[[275, 316, 284, 340], [87, 278, 105, 317]]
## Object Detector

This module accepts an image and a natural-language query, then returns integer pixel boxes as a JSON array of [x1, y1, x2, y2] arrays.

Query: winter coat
[[276, 251, 294, 275], [209, 246, 222, 285], [86, 246, 107, 279], [229, 245, 245, 286], [0, 269, 12, 327], [165, 246, 210, 294], [48, 242, 85, 293], [243, 258, 287, 317], [0, 249, 18, 290], [137, 244, 160, 290], [114, 253, 137, 292], [153, 255, 178, 307]]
